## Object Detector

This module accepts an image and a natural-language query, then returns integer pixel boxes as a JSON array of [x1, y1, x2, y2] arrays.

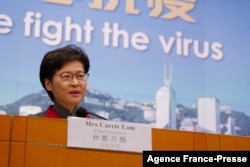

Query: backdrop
[[1, 0, 250, 136]]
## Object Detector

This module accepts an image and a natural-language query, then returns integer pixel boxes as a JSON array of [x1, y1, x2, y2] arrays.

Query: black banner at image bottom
[[143, 151, 250, 167]]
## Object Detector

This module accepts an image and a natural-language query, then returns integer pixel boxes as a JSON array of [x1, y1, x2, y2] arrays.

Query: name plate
[[67, 117, 152, 153]]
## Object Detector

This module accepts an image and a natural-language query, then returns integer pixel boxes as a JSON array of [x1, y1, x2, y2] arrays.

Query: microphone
[[76, 107, 107, 120], [75, 107, 88, 118]]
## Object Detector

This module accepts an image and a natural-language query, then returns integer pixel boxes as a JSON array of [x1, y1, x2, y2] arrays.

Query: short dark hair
[[39, 44, 90, 101]]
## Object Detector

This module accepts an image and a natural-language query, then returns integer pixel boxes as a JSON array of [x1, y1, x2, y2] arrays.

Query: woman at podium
[[35, 44, 90, 119]]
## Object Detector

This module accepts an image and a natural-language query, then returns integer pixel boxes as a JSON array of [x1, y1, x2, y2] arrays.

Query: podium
[[9, 116, 141, 167], [1, 115, 250, 167], [152, 127, 250, 151], [0, 115, 11, 167]]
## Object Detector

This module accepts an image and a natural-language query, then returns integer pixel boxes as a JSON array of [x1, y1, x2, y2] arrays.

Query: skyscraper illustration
[[155, 64, 176, 129], [197, 97, 220, 133], [226, 116, 236, 135]]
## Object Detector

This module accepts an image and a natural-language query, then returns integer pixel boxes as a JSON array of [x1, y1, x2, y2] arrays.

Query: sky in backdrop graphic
[[0, 0, 250, 116]]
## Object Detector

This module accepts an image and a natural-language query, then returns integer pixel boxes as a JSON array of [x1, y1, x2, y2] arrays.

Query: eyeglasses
[[55, 72, 89, 81]]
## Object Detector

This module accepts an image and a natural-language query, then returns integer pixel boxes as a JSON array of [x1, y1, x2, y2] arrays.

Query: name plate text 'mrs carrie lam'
[[67, 117, 152, 153]]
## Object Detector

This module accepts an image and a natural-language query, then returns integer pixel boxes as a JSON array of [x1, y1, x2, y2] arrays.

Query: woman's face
[[45, 60, 87, 112]]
